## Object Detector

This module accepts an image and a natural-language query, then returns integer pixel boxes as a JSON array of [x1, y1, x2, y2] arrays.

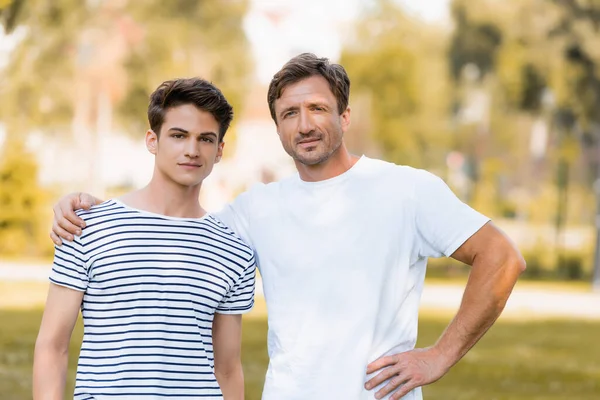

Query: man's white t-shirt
[[216, 156, 490, 400]]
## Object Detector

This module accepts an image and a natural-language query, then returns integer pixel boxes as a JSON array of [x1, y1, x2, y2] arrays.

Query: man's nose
[[298, 110, 315, 135]]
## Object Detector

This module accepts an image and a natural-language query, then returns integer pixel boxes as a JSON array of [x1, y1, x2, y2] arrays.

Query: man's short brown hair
[[148, 78, 233, 141], [267, 53, 350, 123]]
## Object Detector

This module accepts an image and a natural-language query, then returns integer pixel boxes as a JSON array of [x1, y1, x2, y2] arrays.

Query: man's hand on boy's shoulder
[[50, 192, 101, 245]]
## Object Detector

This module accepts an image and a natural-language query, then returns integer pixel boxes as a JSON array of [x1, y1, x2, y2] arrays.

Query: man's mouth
[[297, 138, 321, 146]]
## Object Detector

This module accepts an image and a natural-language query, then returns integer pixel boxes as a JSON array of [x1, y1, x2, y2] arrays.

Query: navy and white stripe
[[50, 199, 256, 399]]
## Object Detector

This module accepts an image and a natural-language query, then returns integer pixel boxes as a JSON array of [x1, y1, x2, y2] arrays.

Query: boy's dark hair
[[148, 78, 233, 141], [267, 53, 350, 123]]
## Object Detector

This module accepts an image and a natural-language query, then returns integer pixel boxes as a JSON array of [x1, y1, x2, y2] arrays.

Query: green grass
[[2, 310, 599, 400]]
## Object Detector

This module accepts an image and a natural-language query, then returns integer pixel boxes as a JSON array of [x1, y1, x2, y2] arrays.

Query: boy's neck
[[121, 174, 206, 219]]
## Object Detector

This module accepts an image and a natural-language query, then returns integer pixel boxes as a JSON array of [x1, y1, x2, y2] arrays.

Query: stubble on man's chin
[[295, 140, 344, 167], [294, 151, 331, 166]]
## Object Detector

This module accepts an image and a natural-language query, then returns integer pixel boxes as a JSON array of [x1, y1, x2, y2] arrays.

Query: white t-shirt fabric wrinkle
[[216, 155, 490, 400]]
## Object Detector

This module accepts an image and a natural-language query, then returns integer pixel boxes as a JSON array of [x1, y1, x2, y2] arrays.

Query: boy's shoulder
[[76, 199, 132, 223], [206, 214, 255, 258], [75, 199, 140, 238]]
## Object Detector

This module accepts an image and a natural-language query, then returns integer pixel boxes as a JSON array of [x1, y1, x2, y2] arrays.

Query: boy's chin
[[170, 176, 205, 187]]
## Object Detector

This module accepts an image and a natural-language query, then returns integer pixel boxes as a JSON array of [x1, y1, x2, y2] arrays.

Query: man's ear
[[146, 130, 158, 154], [340, 106, 351, 133], [215, 141, 225, 163]]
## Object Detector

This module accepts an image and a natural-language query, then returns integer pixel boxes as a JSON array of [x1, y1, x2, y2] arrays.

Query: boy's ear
[[146, 130, 158, 154], [215, 141, 225, 163]]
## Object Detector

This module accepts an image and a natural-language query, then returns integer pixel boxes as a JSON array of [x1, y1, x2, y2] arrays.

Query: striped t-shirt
[[50, 199, 256, 399]]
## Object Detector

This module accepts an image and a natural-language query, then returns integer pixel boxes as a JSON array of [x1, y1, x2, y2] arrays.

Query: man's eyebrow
[[306, 101, 328, 109], [279, 105, 299, 118]]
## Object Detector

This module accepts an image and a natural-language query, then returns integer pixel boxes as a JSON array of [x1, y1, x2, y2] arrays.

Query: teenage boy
[[34, 78, 255, 400]]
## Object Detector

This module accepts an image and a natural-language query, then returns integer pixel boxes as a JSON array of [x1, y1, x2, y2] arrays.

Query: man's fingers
[[52, 220, 74, 242], [365, 365, 400, 390], [366, 355, 398, 374], [56, 210, 82, 235], [56, 196, 85, 230], [49, 231, 63, 246], [389, 378, 418, 400], [79, 192, 96, 209], [374, 373, 411, 400]]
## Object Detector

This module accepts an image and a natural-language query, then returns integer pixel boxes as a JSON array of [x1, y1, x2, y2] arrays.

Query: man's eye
[[200, 137, 214, 143], [284, 111, 296, 118], [172, 134, 185, 139]]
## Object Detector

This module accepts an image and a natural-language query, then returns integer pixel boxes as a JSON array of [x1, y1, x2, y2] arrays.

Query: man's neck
[[295, 145, 360, 182], [121, 173, 205, 219]]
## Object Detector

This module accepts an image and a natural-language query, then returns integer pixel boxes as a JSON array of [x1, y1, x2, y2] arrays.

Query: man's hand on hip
[[365, 346, 449, 400]]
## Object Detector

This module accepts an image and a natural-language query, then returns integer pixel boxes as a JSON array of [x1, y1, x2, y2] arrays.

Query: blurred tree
[[0, 0, 252, 195], [448, 0, 600, 280], [0, 0, 88, 141], [0, 138, 53, 257], [0, 0, 24, 32], [448, 0, 502, 83], [117, 0, 252, 136], [340, 0, 452, 169]]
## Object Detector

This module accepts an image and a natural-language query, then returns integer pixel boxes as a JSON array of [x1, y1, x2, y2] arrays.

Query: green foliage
[[0, 139, 53, 257], [0, 0, 252, 138], [520, 244, 593, 281], [116, 0, 252, 135], [341, 1, 452, 168], [0, 0, 88, 136], [0, 0, 24, 33], [449, 0, 503, 82]]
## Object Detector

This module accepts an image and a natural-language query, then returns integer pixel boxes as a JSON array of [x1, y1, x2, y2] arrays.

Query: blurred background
[[1, 0, 599, 399]]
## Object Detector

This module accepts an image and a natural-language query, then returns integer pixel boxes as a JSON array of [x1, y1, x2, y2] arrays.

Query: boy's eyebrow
[[199, 132, 218, 137], [168, 127, 218, 136], [168, 127, 189, 133]]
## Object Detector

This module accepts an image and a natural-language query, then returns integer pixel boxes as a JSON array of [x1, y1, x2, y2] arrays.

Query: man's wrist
[[429, 343, 458, 372]]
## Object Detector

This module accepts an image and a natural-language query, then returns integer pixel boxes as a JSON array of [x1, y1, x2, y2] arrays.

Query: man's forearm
[[33, 346, 69, 400], [216, 366, 244, 400], [433, 254, 525, 369]]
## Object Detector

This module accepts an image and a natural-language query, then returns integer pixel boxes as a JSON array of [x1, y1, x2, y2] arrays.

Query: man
[[50, 54, 526, 400], [35, 78, 256, 400]]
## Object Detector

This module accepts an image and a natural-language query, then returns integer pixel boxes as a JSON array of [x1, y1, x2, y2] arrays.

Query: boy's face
[[146, 104, 224, 188]]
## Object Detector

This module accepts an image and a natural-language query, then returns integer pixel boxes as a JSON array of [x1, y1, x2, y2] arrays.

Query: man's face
[[147, 104, 223, 187], [274, 75, 350, 166]]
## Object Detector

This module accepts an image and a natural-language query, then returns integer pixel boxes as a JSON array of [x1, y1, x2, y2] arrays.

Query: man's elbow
[[511, 252, 527, 276]]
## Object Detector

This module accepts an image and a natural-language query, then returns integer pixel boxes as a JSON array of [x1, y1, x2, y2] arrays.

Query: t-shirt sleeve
[[214, 184, 265, 249], [49, 238, 88, 292], [414, 170, 490, 258], [216, 256, 256, 315]]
